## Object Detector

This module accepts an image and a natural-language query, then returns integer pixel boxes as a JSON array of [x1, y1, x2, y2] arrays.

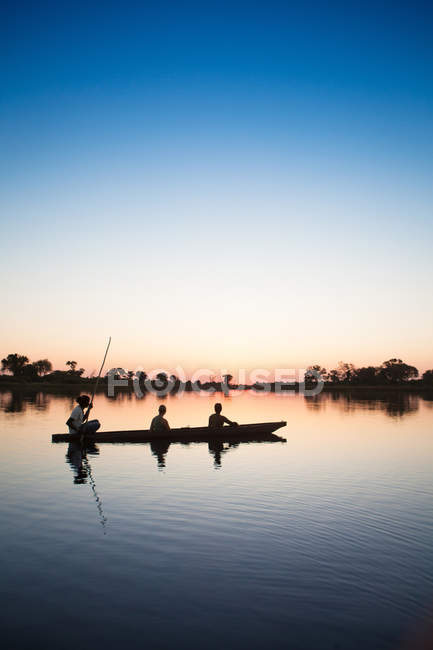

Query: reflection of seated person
[[66, 441, 99, 484], [208, 440, 224, 467], [66, 442, 88, 484], [208, 403, 237, 428], [150, 404, 170, 433], [150, 440, 171, 468]]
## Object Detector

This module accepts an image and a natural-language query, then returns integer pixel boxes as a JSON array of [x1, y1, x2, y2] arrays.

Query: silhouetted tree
[[1, 353, 29, 376], [327, 362, 355, 384], [22, 363, 39, 380], [111, 368, 127, 380], [422, 369, 433, 386], [305, 365, 327, 384], [378, 359, 418, 384], [66, 360, 77, 372], [154, 372, 169, 390], [351, 366, 378, 385], [135, 370, 148, 384], [327, 368, 340, 384], [339, 362, 356, 383], [34, 359, 52, 376]]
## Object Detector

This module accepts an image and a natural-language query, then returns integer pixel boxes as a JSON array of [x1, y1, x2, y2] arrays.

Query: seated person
[[208, 403, 237, 428], [66, 395, 101, 435], [150, 404, 170, 433]]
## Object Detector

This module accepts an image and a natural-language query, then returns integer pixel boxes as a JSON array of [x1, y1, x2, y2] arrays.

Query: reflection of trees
[[32, 392, 50, 410], [304, 390, 420, 417], [106, 390, 146, 404], [0, 390, 51, 413], [304, 395, 325, 411], [1, 391, 24, 413], [421, 392, 433, 408], [384, 394, 418, 417]]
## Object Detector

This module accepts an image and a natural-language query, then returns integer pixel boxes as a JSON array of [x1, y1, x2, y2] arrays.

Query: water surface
[[1, 389, 432, 649]]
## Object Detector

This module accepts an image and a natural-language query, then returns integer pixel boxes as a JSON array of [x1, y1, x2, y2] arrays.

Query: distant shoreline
[[0, 378, 431, 395]]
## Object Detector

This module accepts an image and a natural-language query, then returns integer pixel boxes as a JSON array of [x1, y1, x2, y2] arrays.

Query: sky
[[1, 0, 433, 376]]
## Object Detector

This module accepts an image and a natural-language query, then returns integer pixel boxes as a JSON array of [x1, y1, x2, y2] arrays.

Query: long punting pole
[[85, 336, 111, 418]]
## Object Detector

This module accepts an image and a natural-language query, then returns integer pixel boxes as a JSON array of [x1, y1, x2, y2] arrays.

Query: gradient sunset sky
[[1, 1, 433, 375]]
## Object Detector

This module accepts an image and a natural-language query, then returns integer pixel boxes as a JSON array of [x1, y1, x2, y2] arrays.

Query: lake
[[1, 388, 432, 650]]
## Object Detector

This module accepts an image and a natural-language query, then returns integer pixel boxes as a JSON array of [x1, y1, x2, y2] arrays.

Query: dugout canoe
[[52, 421, 287, 443]]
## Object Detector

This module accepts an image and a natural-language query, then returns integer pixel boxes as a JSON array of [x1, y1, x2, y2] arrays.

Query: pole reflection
[[66, 441, 107, 533]]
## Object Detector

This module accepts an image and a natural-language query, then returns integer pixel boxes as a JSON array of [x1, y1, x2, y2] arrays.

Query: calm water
[[1, 389, 433, 650]]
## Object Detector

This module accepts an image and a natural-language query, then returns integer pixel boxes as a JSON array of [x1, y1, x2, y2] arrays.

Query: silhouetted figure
[[66, 395, 101, 435], [208, 403, 237, 428], [150, 404, 170, 433], [150, 440, 171, 468]]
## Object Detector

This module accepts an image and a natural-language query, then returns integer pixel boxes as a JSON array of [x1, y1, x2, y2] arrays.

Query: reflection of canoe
[[52, 421, 287, 443]]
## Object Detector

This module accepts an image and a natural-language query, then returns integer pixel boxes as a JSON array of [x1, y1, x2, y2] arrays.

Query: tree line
[[0, 353, 85, 382], [1, 353, 433, 387], [304, 359, 429, 385]]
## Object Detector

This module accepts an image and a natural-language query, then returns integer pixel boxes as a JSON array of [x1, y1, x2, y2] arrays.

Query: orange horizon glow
[[1, 341, 432, 378]]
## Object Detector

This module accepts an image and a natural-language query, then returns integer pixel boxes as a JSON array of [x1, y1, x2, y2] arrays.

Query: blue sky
[[1, 1, 433, 373]]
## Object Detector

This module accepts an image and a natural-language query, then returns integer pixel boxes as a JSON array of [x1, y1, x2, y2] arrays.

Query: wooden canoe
[[52, 421, 287, 443]]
